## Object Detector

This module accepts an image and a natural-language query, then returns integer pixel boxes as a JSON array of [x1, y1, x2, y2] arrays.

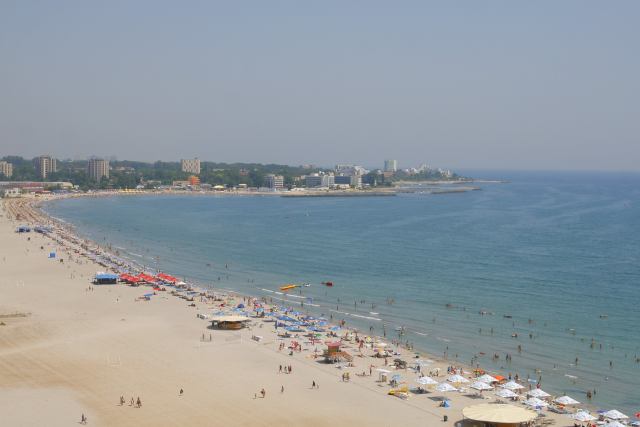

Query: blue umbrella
[[392, 375, 402, 379], [290, 311, 303, 316], [316, 322, 330, 326], [277, 307, 287, 311], [237, 303, 245, 308], [264, 312, 278, 317], [241, 312, 253, 316], [230, 308, 243, 312], [302, 316, 316, 321], [293, 321, 308, 326], [284, 326, 304, 331], [278, 316, 295, 322], [213, 312, 228, 316], [143, 294, 152, 297], [308, 326, 324, 331], [254, 307, 265, 312], [316, 317, 327, 320], [329, 326, 344, 331]]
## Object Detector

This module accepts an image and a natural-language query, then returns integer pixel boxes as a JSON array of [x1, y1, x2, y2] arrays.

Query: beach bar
[[210, 316, 250, 330], [461, 403, 538, 427]]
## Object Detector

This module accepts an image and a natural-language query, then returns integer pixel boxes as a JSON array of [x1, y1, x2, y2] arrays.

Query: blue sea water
[[44, 170, 640, 416]]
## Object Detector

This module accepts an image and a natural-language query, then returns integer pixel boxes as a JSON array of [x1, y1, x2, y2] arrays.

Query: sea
[[43, 169, 640, 416]]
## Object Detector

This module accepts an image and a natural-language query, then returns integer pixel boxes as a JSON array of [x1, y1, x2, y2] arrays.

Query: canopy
[[435, 383, 458, 392], [477, 374, 499, 383], [95, 274, 119, 279], [604, 410, 629, 419], [462, 404, 537, 423], [570, 412, 597, 422], [494, 389, 518, 398], [447, 375, 470, 383], [527, 388, 550, 397], [500, 381, 524, 390], [415, 377, 438, 385], [211, 316, 249, 322], [522, 397, 548, 407], [470, 381, 494, 391], [554, 395, 580, 405]]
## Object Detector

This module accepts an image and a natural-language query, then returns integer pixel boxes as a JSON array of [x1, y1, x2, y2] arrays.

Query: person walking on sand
[[137, 397, 141, 408], [180, 389, 183, 396], [261, 389, 266, 398], [312, 381, 316, 389], [130, 397, 134, 406], [281, 386, 284, 394]]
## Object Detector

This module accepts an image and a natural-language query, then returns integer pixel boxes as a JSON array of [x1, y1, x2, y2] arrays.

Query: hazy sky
[[1, 1, 638, 171]]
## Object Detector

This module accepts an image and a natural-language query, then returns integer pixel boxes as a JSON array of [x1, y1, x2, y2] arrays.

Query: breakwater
[[280, 192, 397, 197]]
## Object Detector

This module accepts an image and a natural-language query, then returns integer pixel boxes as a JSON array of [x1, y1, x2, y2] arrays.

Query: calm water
[[44, 170, 640, 415]]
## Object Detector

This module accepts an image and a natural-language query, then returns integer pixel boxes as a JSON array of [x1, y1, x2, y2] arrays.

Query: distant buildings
[[0, 161, 13, 177], [181, 158, 201, 174], [188, 175, 200, 186], [306, 173, 334, 188], [34, 155, 57, 178], [384, 159, 397, 172], [299, 165, 318, 170], [88, 158, 109, 180], [264, 174, 284, 189]]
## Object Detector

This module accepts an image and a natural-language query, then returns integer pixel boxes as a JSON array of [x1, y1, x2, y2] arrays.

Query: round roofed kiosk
[[462, 403, 538, 427], [210, 316, 250, 330]]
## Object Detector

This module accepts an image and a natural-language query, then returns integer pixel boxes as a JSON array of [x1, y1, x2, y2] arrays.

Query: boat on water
[[303, 283, 311, 287], [279, 285, 296, 290], [322, 281, 334, 286]]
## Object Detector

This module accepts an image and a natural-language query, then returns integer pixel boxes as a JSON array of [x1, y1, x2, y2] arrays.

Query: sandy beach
[[0, 196, 594, 426]]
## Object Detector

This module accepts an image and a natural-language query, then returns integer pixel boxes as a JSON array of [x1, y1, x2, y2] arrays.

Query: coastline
[[0, 195, 611, 426]]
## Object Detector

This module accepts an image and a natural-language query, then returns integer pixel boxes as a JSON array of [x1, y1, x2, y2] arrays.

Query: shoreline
[[0, 194, 615, 426]]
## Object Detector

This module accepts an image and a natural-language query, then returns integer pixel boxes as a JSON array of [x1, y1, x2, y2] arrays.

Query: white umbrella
[[523, 397, 548, 407], [570, 412, 597, 422], [477, 374, 499, 383], [470, 381, 494, 391], [435, 383, 458, 392], [604, 409, 629, 420], [447, 375, 470, 383], [605, 422, 627, 427], [527, 388, 551, 397], [415, 377, 438, 385], [554, 395, 580, 405], [500, 381, 525, 390], [494, 389, 518, 398]]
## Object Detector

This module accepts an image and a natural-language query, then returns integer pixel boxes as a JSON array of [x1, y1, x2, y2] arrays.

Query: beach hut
[[210, 316, 250, 330], [323, 342, 353, 363], [462, 403, 537, 427], [93, 274, 120, 285], [16, 226, 31, 233]]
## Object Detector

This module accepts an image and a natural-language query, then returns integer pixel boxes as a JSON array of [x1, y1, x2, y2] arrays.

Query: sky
[[1, 1, 638, 171]]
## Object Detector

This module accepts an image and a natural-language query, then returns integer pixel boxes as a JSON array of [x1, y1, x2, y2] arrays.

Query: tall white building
[[88, 158, 109, 180], [34, 155, 57, 177], [306, 173, 335, 188], [0, 161, 13, 177], [181, 158, 201, 174], [384, 159, 397, 172], [264, 174, 284, 189]]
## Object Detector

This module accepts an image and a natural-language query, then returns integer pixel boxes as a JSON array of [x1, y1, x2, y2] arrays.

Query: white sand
[[0, 197, 574, 426]]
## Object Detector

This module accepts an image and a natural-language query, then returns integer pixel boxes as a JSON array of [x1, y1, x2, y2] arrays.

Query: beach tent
[[443, 400, 451, 408]]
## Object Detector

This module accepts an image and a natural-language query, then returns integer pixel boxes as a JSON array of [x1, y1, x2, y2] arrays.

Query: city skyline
[[1, 2, 638, 171]]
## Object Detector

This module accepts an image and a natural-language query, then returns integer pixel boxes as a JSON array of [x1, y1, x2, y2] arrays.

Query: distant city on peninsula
[[0, 155, 472, 194]]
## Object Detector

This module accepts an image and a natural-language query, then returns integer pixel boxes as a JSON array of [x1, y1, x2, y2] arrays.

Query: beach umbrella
[[435, 382, 458, 400], [605, 422, 626, 427], [307, 326, 324, 331], [290, 311, 303, 316], [494, 389, 518, 398], [527, 389, 551, 398], [302, 316, 315, 321], [143, 294, 152, 297], [470, 381, 494, 391], [241, 312, 253, 316], [604, 410, 629, 420], [493, 375, 504, 381], [278, 316, 295, 322], [292, 321, 308, 326], [477, 374, 499, 383], [447, 375, 470, 384], [264, 312, 278, 317], [237, 303, 245, 308], [316, 322, 330, 326], [284, 326, 304, 331], [415, 377, 438, 385], [230, 308, 243, 312], [254, 307, 265, 312], [213, 311, 228, 316], [554, 396, 580, 405], [329, 326, 344, 331], [392, 375, 402, 379], [523, 397, 548, 407], [500, 381, 525, 390], [570, 412, 597, 422], [277, 307, 287, 311]]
